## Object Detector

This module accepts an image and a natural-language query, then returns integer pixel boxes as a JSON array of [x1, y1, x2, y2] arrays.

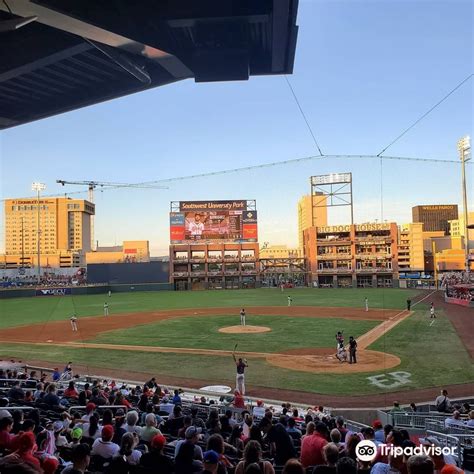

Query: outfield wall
[[87, 261, 169, 285]]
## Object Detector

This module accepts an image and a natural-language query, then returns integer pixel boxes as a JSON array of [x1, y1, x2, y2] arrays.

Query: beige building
[[259, 245, 302, 259], [449, 212, 474, 244], [398, 223, 424, 271], [86, 241, 150, 264], [297, 194, 327, 249], [3, 197, 94, 268]]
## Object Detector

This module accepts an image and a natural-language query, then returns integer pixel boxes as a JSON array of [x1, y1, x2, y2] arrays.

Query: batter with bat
[[232, 344, 248, 395]]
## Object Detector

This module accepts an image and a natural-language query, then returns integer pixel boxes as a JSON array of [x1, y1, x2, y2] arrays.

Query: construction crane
[[56, 179, 168, 251]]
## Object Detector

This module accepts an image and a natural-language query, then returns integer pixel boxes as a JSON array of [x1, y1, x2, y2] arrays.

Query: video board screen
[[170, 201, 257, 243]]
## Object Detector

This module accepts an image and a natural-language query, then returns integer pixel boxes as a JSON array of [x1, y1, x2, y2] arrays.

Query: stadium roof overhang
[[0, 0, 299, 130]]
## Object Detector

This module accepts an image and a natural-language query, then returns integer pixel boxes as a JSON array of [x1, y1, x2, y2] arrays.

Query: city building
[[412, 204, 458, 235], [297, 194, 327, 249], [86, 241, 150, 264], [2, 197, 94, 268], [303, 222, 399, 288], [449, 212, 474, 244], [170, 242, 259, 290], [398, 223, 424, 272], [259, 245, 302, 259]]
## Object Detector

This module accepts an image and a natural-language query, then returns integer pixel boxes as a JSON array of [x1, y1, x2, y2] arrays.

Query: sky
[[0, 0, 473, 255]]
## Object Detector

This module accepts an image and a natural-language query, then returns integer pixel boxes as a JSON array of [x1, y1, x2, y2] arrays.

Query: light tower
[[457, 136, 471, 272], [31, 182, 46, 283]]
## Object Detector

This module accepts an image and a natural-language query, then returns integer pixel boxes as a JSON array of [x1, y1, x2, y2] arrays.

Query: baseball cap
[[53, 421, 63, 432], [203, 450, 219, 464], [42, 457, 59, 474], [372, 419, 383, 429], [86, 402, 96, 411], [71, 427, 83, 440], [115, 408, 125, 417], [102, 425, 114, 439], [151, 434, 166, 450], [0, 409, 12, 420], [440, 466, 463, 474], [185, 426, 202, 438]]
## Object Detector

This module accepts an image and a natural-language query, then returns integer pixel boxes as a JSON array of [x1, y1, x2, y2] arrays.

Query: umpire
[[349, 336, 357, 364]]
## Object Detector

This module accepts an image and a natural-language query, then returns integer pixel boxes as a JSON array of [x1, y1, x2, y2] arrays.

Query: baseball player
[[70, 314, 78, 332], [240, 308, 246, 326], [335, 331, 344, 349], [430, 302, 436, 319], [104, 302, 109, 316], [108, 290, 111, 297], [364, 297, 369, 312], [287, 296, 292, 307], [336, 341, 347, 363], [232, 345, 248, 395]]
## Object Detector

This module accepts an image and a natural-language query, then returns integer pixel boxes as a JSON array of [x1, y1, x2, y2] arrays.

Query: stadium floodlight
[[31, 182, 46, 283], [457, 136, 471, 272]]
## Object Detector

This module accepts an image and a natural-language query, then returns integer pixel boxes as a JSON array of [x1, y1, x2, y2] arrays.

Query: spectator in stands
[[42, 384, 61, 407], [173, 389, 183, 405], [141, 412, 162, 442], [202, 450, 221, 474], [383, 424, 393, 443], [461, 438, 474, 474], [90, 387, 107, 406], [144, 377, 158, 390], [283, 459, 305, 474], [101, 409, 113, 427], [407, 455, 435, 474], [83, 412, 102, 440], [329, 428, 344, 451], [466, 410, 474, 428], [313, 442, 340, 474], [233, 390, 245, 409], [61, 443, 91, 474], [390, 401, 404, 413], [361, 427, 380, 446], [125, 410, 142, 436], [175, 426, 203, 461], [175, 439, 203, 473], [207, 433, 233, 473], [420, 437, 456, 471], [7, 381, 25, 401], [461, 403, 471, 415], [229, 425, 245, 457], [261, 417, 296, 466], [335, 457, 357, 474], [435, 390, 452, 413], [91, 424, 119, 459], [342, 434, 360, 461], [190, 407, 206, 430], [52, 368, 61, 382], [301, 421, 328, 468], [220, 409, 236, 436], [11, 410, 24, 434], [0, 416, 13, 450], [302, 421, 315, 441], [287, 417, 302, 441], [235, 440, 275, 474], [140, 433, 174, 473], [167, 405, 185, 436], [117, 432, 142, 465], [33, 383, 44, 401], [372, 453, 406, 474], [444, 411, 464, 428], [64, 381, 79, 399], [0, 431, 41, 473], [114, 390, 131, 409], [336, 417, 348, 441]]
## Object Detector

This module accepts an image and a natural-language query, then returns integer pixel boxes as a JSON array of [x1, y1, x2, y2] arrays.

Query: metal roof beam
[[0, 0, 192, 80]]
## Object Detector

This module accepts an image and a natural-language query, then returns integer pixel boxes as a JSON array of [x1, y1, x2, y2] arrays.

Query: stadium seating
[[0, 367, 472, 473]]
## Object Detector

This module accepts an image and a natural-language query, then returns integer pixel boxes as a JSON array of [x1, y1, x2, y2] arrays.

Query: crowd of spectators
[[0, 369, 472, 474], [441, 272, 474, 288], [0, 271, 87, 289]]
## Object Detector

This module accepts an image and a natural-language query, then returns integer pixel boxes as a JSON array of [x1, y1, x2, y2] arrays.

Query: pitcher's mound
[[219, 325, 271, 334]]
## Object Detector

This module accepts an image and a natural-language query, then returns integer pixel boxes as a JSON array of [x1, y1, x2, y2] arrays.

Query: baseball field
[[0, 287, 472, 406]]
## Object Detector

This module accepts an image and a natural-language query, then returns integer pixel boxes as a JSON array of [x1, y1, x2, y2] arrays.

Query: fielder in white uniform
[[70, 314, 78, 332], [104, 302, 109, 316], [240, 308, 246, 326], [365, 297, 369, 312], [287, 296, 292, 307], [430, 303, 436, 319]]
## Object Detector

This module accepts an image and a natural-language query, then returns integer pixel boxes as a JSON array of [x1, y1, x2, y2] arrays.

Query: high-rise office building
[[297, 194, 327, 249], [412, 204, 458, 235]]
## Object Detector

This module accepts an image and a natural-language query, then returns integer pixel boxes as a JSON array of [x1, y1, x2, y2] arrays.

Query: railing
[[172, 272, 189, 277], [391, 412, 449, 429], [207, 271, 223, 276], [345, 419, 370, 432], [207, 257, 223, 263], [425, 431, 473, 464], [189, 258, 206, 263], [316, 268, 352, 273], [190, 271, 206, 277], [317, 254, 351, 260]]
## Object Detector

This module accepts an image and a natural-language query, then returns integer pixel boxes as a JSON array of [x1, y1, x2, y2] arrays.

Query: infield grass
[[89, 315, 380, 352]]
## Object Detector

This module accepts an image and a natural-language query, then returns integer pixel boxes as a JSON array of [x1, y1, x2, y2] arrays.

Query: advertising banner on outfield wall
[[170, 202, 257, 244], [36, 288, 72, 296]]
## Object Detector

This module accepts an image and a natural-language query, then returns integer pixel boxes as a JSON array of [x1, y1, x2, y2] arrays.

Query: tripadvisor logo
[[356, 440, 377, 462], [356, 440, 457, 462]]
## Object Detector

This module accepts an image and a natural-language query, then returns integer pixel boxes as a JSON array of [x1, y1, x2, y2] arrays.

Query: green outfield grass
[[0, 287, 419, 329], [0, 288, 472, 397], [0, 308, 471, 396], [90, 314, 380, 352]]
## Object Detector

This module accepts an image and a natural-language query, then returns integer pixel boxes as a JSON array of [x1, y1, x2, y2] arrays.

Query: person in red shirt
[[64, 381, 79, 399], [233, 390, 245, 409], [300, 422, 328, 468], [1, 431, 41, 472], [0, 416, 13, 450]]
